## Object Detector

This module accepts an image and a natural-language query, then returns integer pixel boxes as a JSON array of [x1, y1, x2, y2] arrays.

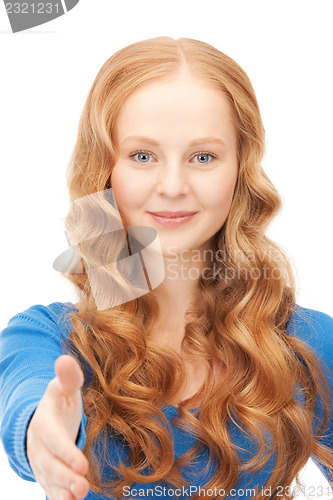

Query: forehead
[[113, 76, 236, 145]]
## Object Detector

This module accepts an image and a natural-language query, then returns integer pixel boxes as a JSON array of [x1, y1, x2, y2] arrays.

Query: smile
[[147, 211, 197, 227]]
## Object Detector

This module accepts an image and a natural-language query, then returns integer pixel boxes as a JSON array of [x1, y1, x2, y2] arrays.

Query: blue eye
[[137, 152, 150, 162], [130, 151, 153, 163], [193, 153, 215, 163]]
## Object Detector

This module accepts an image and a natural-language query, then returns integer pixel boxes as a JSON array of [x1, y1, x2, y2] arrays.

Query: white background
[[0, 0, 332, 498]]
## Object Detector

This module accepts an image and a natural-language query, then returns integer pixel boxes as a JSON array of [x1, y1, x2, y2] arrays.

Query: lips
[[147, 211, 198, 227], [148, 211, 197, 218]]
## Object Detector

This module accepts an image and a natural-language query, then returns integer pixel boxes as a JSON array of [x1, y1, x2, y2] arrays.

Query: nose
[[156, 161, 189, 197]]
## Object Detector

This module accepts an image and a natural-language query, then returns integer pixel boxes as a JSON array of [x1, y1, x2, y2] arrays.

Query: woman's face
[[111, 75, 239, 257]]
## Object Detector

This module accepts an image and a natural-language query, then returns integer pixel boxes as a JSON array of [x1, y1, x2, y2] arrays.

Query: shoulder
[[286, 304, 333, 369], [1, 301, 79, 343]]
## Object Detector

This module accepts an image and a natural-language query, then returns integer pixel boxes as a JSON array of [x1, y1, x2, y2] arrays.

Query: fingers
[[27, 393, 89, 475], [54, 355, 84, 397], [26, 355, 89, 499], [58, 490, 76, 500], [27, 414, 89, 481], [57, 490, 76, 500], [29, 436, 89, 500], [42, 425, 89, 476]]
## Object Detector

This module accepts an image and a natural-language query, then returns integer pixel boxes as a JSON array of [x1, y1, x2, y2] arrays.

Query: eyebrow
[[120, 135, 226, 147]]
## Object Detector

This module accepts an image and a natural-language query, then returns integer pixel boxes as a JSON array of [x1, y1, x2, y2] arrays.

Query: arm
[[310, 309, 333, 484], [289, 306, 333, 483], [0, 303, 87, 481]]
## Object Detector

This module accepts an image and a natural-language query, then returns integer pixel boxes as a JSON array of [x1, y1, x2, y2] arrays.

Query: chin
[[161, 242, 194, 257], [159, 244, 182, 258]]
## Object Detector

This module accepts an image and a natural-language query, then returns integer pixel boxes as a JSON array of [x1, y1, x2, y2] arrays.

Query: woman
[[0, 37, 332, 500]]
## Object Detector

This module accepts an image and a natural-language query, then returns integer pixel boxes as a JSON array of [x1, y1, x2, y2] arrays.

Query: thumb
[[54, 354, 84, 397]]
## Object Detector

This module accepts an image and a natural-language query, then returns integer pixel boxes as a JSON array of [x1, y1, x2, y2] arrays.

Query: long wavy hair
[[60, 37, 333, 499]]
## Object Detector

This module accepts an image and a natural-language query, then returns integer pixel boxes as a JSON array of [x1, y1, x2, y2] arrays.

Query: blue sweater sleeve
[[0, 302, 87, 482], [287, 305, 333, 482]]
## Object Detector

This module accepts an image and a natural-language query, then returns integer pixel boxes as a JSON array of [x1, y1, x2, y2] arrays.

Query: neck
[[147, 247, 211, 349]]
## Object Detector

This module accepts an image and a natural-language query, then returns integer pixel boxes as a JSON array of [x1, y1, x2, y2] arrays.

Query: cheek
[[110, 164, 139, 210], [199, 169, 238, 212]]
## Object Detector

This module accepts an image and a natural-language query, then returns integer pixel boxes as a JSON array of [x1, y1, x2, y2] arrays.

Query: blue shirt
[[0, 302, 332, 499]]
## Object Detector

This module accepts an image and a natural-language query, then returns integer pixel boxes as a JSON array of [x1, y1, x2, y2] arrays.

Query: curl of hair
[[60, 37, 333, 499]]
